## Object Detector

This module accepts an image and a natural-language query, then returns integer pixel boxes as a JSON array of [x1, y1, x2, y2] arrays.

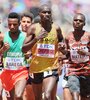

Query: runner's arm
[[22, 24, 47, 53]]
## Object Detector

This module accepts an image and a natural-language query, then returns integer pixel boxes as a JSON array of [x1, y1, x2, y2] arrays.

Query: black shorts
[[27, 75, 32, 84], [30, 69, 59, 84], [80, 75, 90, 97], [43, 69, 59, 82], [30, 72, 43, 84]]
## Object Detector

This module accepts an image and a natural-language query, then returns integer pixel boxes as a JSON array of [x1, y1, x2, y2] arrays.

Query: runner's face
[[20, 16, 32, 32], [39, 6, 52, 21], [8, 18, 20, 33], [73, 15, 85, 30]]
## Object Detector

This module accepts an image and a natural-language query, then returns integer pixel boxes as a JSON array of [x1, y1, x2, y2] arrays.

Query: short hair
[[74, 13, 86, 22], [39, 4, 51, 13], [8, 12, 20, 22], [21, 12, 34, 21]]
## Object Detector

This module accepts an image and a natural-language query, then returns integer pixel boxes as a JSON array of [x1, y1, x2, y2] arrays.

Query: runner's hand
[[77, 49, 87, 55], [3, 42, 10, 52], [58, 42, 65, 50], [36, 28, 48, 40]]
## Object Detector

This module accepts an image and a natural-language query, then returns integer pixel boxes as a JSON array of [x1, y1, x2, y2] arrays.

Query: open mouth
[[45, 16, 50, 20]]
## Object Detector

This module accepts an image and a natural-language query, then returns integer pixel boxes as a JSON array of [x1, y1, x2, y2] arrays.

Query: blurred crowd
[[0, 0, 90, 36]]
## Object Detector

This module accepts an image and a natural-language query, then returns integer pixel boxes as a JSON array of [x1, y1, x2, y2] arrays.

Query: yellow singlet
[[29, 23, 59, 73]]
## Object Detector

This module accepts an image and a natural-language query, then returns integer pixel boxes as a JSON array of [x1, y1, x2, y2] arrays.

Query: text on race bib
[[36, 44, 55, 58]]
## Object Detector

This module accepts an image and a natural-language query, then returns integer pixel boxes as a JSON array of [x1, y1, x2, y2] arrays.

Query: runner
[[0, 35, 4, 100], [20, 12, 35, 100], [22, 4, 63, 100], [0, 12, 28, 100], [59, 13, 90, 100]]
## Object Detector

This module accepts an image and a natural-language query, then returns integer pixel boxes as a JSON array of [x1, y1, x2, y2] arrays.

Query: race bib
[[36, 44, 55, 58], [70, 46, 89, 63], [4, 57, 24, 70]]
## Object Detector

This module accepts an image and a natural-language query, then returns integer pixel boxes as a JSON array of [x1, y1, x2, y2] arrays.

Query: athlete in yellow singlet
[[22, 4, 63, 100]]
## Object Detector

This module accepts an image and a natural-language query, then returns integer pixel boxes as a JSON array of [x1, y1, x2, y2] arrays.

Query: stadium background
[[0, 0, 90, 99]]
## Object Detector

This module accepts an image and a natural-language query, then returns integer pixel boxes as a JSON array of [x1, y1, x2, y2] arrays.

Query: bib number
[[36, 44, 55, 58], [4, 57, 24, 70]]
